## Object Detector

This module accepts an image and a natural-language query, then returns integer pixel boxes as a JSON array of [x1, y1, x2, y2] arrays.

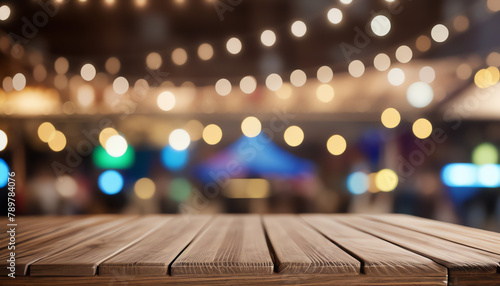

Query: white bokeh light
[[371, 15, 391, 36], [419, 66, 436, 83], [226, 37, 242, 54], [157, 91, 176, 111], [260, 30, 276, 47], [105, 135, 128, 157], [431, 24, 449, 43], [291, 21, 307, 37], [113, 77, 129, 94], [388, 68, 405, 86], [407, 82, 434, 108], [327, 8, 343, 24], [215, 78, 232, 96], [169, 129, 191, 151]]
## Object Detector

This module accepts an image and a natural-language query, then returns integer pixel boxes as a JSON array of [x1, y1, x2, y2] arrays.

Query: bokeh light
[[161, 144, 189, 171], [290, 69, 307, 87], [169, 129, 191, 151], [375, 169, 398, 192], [347, 172, 369, 195], [80, 63, 96, 81], [12, 73, 26, 91], [215, 78, 231, 96], [0, 158, 9, 188], [477, 164, 500, 187], [453, 15, 469, 32], [93, 145, 134, 169], [99, 127, 119, 147], [412, 118, 433, 139], [157, 91, 176, 111], [198, 43, 214, 60], [77, 84, 95, 107], [134, 178, 156, 199], [203, 124, 223, 145], [472, 143, 498, 165], [105, 57, 121, 74], [419, 66, 435, 83], [146, 52, 162, 70], [327, 8, 343, 24], [431, 24, 449, 43], [261, 30, 276, 47], [415, 35, 431, 52], [371, 15, 391, 36], [327, 135, 346, 156], [291, 20, 307, 37], [284, 125, 304, 147], [38, 122, 56, 143], [105, 135, 128, 157], [55, 175, 78, 198], [48, 131, 67, 152], [348, 60, 365, 77], [317, 66, 333, 83], [265, 73, 283, 91], [184, 120, 204, 141], [0, 130, 7, 151], [381, 108, 401, 128], [407, 82, 434, 108], [240, 76, 257, 94], [275, 83, 293, 99], [172, 48, 188, 65], [388, 68, 405, 86], [395, 45, 413, 63], [113, 76, 129, 94], [98, 170, 123, 195], [226, 37, 242, 54], [0, 5, 11, 21], [55, 57, 69, 74], [169, 178, 192, 202], [316, 84, 335, 103], [374, 53, 391, 71], [241, 116, 262, 138]]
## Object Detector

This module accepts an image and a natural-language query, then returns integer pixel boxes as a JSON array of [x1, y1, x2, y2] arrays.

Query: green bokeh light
[[472, 143, 498, 165], [169, 178, 192, 202], [92, 145, 135, 169]]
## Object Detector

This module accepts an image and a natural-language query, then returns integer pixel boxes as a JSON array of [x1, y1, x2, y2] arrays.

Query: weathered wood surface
[[171, 215, 274, 275], [263, 215, 360, 274], [301, 214, 447, 277], [0, 214, 498, 286]]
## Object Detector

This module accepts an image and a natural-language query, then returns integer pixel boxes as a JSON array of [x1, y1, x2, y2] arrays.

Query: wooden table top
[[1, 214, 499, 285]]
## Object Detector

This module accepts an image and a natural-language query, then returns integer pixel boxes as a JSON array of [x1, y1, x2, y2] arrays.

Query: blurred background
[[1, 0, 500, 231]]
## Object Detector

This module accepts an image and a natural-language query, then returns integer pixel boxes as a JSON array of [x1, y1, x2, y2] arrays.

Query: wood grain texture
[[301, 215, 447, 277], [0, 274, 447, 286], [365, 214, 500, 255], [0, 215, 129, 276], [30, 216, 164, 276], [337, 215, 500, 276], [263, 215, 360, 274], [99, 216, 210, 276], [171, 215, 274, 275]]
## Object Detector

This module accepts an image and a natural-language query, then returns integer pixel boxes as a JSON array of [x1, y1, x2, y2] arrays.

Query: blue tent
[[195, 133, 315, 183]]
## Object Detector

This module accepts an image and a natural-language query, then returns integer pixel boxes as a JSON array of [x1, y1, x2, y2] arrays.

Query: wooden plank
[[301, 215, 447, 277], [99, 216, 210, 276], [30, 216, 166, 276], [0, 274, 447, 285], [263, 215, 360, 274], [0, 215, 129, 276], [171, 215, 273, 275], [337, 215, 500, 277], [365, 214, 500, 255]]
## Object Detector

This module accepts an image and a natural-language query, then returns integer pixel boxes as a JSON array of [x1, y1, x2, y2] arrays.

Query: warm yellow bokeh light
[[185, 120, 204, 141], [215, 78, 231, 96], [157, 91, 176, 111], [203, 124, 223, 145], [80, 63, 96, 81], [38, 122, 56, 143], [48, 131, 67, 152], [265, 73, 283, 91], [327, 134, 346, 156], [240, 76, 257, 94], [317, 66, 333, 83], [381, 108, 401, 128], [275, 83, 293, 99], [291, 20, 307, 37], [134, 178, 156, 200], [316, 84, 335, 103], [284, 126, 304, 147], [146, 52, 162, 70], [172, 48, 188, 65], [348, 60, 365, 78], [241, 116, 262, 138], [198, 43, 214, 61], [226, 37, 242, 54], [375, 169, 398, 192], [412, 118, 433, 139], [474, 67, 499, 88], [290, 69, 307, 87], [99, 127, 119, 147]]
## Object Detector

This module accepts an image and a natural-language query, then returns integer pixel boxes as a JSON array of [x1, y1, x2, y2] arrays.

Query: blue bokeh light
[[347, 171, 369, 195], [0, 158, 9, 188], [441, 163, 477, 187], [477, 164, 500, 187], [98, 170, 124, 195], [161, 145, 189, 171]]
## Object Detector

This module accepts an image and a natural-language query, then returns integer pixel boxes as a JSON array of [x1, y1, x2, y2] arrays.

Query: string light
[[291, 20, 307, 37]]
